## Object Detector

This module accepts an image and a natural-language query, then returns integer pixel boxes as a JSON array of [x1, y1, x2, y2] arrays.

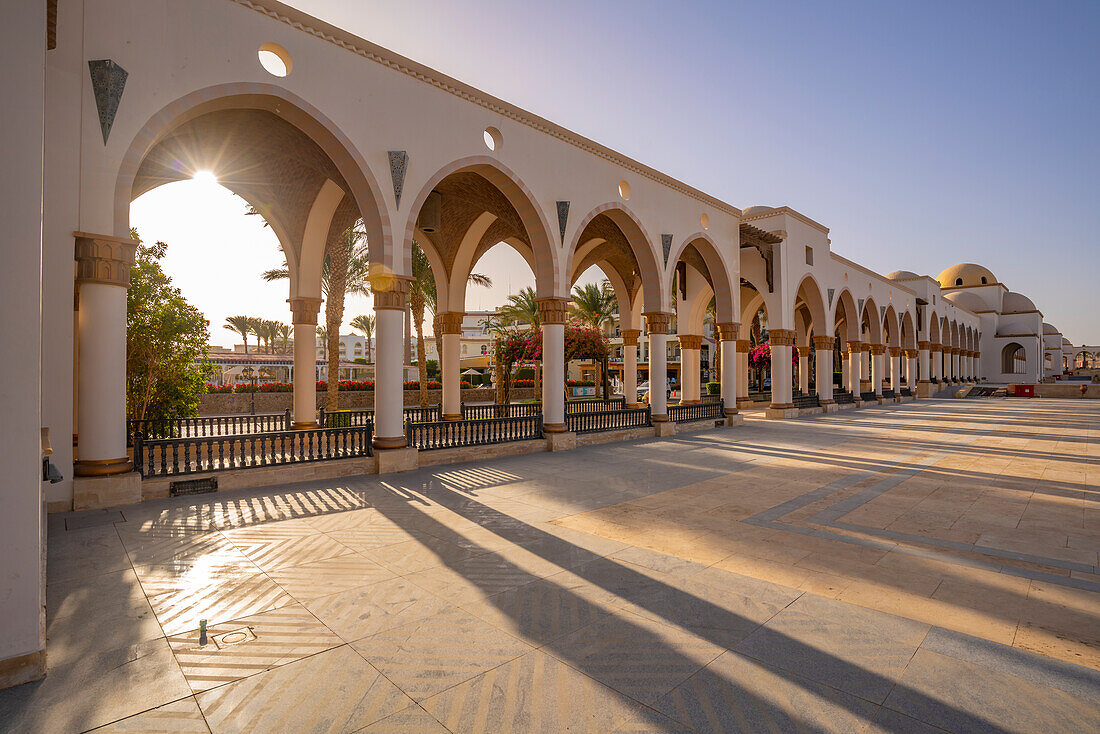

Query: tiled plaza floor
[[2, 398, 1098, 732]]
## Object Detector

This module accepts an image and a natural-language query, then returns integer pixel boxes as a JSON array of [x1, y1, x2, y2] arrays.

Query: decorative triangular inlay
[[662, 234, 673, 264], [88, 60, 128, 144], [388, 151, 408, 207], [828, 288, 835, 306], [556, 201, 569, 245]]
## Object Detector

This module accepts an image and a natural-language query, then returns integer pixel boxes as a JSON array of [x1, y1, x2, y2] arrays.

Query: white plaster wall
[[0, 0, 47, 668]]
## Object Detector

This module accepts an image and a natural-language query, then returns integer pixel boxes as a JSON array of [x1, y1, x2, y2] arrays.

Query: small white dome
[[943, 291, 986, 313], [886, 270, 920, 280], [1003, 291, 1037, 313], [742, 206, 775, 216]]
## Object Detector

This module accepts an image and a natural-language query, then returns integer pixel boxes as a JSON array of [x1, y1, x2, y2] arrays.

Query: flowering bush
[[513, 379, 535, 388], [748, 342, 798, 368], [205, 383, 233, 393], [212, 379, 473, 393], [567, 379, 596, 387]]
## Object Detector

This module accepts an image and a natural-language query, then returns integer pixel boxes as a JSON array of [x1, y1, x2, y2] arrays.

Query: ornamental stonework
[[620, 329, 641, 347], [735, 339, 751, 352], [371, 276, 411, 310], [889, 347, 903, 357], [678, 334, 703, 350], [918, 341, 931, 350], [74, 232, 137, 288], [869, 344, 886, 355], [644, 312, 672, 334], [289, 296, 322, 325], [768, 328, 795, 347], [812, 336, 835, 351], [796, 346, 813, 357], [716, 322, 740, 342], [845, 340, 863, 355], [930, 344, 943, 353], [439, 312, 464, 334], [904, 349, 920, 359], [535, 298, 569, 325]]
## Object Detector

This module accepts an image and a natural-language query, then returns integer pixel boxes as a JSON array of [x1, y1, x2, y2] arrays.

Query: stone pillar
[[717, 323, 739, 417], [905, 349, 919, 395], [846, 341, 862, 397], [621, 329, 640, 408], [917, 341, 932, 393], [372, 277, 411, 449], [889, 347, 903, 393], [678, 334, 702, 403], [813, 336, 835, 406], [767, 328, 795, 417], [859, 346, 871, 392], [439, 312, 464, 420], [841, 349, 851, 393], [74, 233, 138, 476], [930, 344, 942, 383], [952, 348, 961, 383], [870, 344, 885, 397], [538, 298, 569, 432], [289, 296, 323, 428], [645, 313, 672, 420], [973, 351, 981, 381], [736, 339, 751, 407], [797, 346, 812, 395]]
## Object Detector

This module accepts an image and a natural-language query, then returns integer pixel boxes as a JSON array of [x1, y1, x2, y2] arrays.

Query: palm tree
[[350, 314, 375, 363], [276, 323, 292, 354], [499, 287, 540, 327], [704, 296, 718, 387], [571, 281, 617, 397], [263, 223, 370, 410], [224, 315, 254, 354], [421, 267, 491, 379]]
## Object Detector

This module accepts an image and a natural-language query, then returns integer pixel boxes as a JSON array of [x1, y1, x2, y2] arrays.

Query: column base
[[374, 446, 418, 474], [654, 421, 676, 437], [372, 435, 408, 450], [724, 413, 745, 426], [736, 398, 755, 408], [680, 399, 701, 405], [73, 471, 141, 511], [291, 421, 319, 430], [545, 431, 576, 451], [625, 403, 643, 410], [0, 649, 46, 690], [74, 457, 132, 477], [543, 422, 567, 433], [652, 415, 669, 422], [765, 406, 800, 419], [442, 413, 463, 421]]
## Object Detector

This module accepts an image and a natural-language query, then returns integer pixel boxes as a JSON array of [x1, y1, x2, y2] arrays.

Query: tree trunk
[[601, 355, 610, 399], [325, 236, 350, 412], [366, 333, 373, 364], [493, 338, 504, 405], [714, 341, 721, 390], [432, 313, 444, 374], [411, 293, 429, 408]]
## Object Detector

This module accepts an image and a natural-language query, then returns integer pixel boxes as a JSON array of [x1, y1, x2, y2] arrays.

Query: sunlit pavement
[[3, 398, 1098, 732]]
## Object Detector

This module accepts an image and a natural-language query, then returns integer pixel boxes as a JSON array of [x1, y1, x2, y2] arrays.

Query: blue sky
[[136, 0, 1099, 344]]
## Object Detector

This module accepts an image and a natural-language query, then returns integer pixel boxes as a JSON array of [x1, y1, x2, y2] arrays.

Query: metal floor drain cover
[[213, 627, 256, 649]]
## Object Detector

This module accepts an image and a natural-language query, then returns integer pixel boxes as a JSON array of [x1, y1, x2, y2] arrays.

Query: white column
[[798, 347, 811, 394], [622, 330, 640, 407], [814, 337, 835, 404], [847, 343, 861, 395], [872, 345, 885, 396], [907, 351, 919, 393], [737, 340, 750, 401], [889, 348, 902, 392], [841, 352, 851, 392], [440, 313, 463, 420], [74, 235, 137, 475], [679, 335, 701, 403], [291, 326, 318, 427], [718, 324, 739, 415], [918, 343, 931, 387], [769, 329, 795, 410], [372, 281, 410, 449], [538, 298, 568, 431], [646, 313, 671, 419]]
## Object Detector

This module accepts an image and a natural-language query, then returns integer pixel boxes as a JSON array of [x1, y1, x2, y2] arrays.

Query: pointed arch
[[566, 202, 665, 313], [667, 232, 737, 324]]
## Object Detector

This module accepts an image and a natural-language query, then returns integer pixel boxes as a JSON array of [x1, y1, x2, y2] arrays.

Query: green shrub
[[707, 381, 721, 395]]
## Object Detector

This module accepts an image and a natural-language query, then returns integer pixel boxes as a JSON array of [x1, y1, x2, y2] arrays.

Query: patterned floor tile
[[733, 593, 930, 704], [168, 603, 342, 692], [422, 649, 647, 733], [461, 574, 613, 646], [406, 556, 542, 604], [304, 576, 455, 642], [266, 553, 396, 601], [355, 704, 449, 733], [352, 607, 533, 700], [88, 698, 210, 732], [655, 650, 879, 732], [196, 645, 413, 733], [548, 610, 725, 705], [363, 535, 478, 575], [144, 572, 294, 636], [225, 530, 355, 571]]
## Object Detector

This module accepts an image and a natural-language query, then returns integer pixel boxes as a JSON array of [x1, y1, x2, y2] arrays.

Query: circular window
[[700, 213, 710, 230], [258, 43, 292, 77], [483, 127, 502, 152], [618, 180, 631, 201]]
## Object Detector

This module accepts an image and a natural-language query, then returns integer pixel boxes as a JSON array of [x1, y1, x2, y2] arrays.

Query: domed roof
[[1003, 291, 1037, 313], [943, 291, 986, 312], [886, 270, 920, 281], [742, 206, 775, 216], [1043, 323, 1059, 335], [936, 263, 996, 289]]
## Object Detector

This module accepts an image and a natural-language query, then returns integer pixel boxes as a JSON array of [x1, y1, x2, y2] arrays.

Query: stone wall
[[1030, 383, 1100, 399], [199, 388, 538, 415]]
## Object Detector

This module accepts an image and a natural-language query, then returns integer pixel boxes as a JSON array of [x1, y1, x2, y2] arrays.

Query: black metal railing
[[406, 414, 543, 450], [860, 391, 878, 402], [900, 388, 913, 397], [566, 397, 627, 412], [701, 394, 722, 404], [834, 391, 855, 405], [793, 394, 821, 409], [133, 424, 373, 479], [319, 408, 374, 428], [462, 403, 542, 420], [667, 400, 725, 423], [127, 411, 291, 447], [747, 391, 771, 403], [882, 389, 895, 399], [566, 407, 652, 434]]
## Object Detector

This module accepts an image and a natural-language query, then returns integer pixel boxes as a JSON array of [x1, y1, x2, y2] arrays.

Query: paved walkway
[[3, 398, 1098, 732]]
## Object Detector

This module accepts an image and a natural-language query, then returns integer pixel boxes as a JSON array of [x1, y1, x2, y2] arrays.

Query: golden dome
[[936, 263, 996, 289]]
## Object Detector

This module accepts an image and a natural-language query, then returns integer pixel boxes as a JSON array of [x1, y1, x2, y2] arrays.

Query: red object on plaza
[[1010, 384, 1035, 398]]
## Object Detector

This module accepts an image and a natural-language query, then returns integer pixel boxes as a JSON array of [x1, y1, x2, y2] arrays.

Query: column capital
[[74, 231, 138, 288], [917, 340, 932, 350], [536, 297, 570, 325], [438, 312, 465, 334], [929, 343, 943, 353], [620, 329, 641, 346], [678, 334, 703, 350], [869, 343, 886, 355], [370, 274, 412, 310], [812, 336, 835, 351], [845, 340, 863, 355], [735, 339, 751, 352], [289, 296, 323, 325], [716, 322, 740, 342], [904, 349, 920, 359], [796, 345, 813, 357], [768, 328, 795, 347], [643, 312, 673, 334], [889, 346, 903, 358]]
